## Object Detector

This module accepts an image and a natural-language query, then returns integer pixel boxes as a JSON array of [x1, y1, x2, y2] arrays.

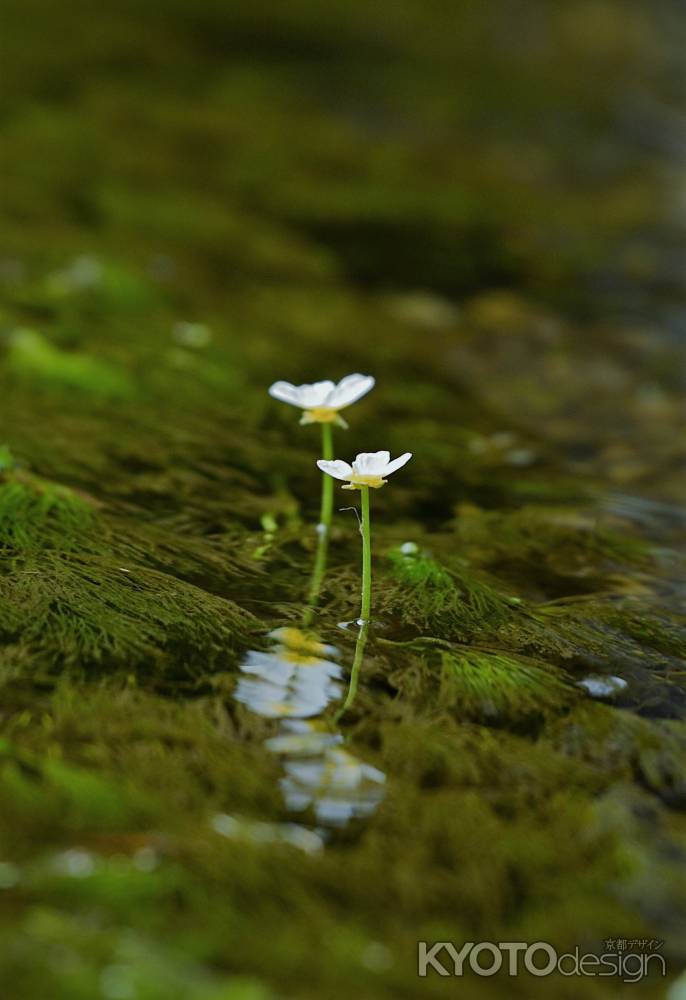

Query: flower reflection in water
[[268, 719, 385, 827], [235, 628, 343, 719], [236, 626, 385, 830]]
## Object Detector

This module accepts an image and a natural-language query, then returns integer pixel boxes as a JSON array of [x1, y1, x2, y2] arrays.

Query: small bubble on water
[[53, 848, 95, 878], [578, 675, 628, 699]]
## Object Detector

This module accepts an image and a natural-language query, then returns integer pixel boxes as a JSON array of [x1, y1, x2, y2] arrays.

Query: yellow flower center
[[273, 627, 328, 657], [303, 407, 338, 423], [342, 474, 386, 490]]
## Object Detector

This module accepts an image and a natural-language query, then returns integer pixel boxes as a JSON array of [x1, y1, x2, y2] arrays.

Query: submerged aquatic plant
[[318, 451, 412, 623], [268, 374, 375, 612]]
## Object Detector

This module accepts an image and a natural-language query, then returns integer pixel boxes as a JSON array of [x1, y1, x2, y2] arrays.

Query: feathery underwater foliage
[[1, 265, 685, 998], [1, 1, 686, 996]]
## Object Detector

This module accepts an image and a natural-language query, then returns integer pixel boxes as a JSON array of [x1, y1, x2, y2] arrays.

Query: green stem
[[360, 485, 372, 623], [319, 422, 334, 535], [335, 620, 368, 720], [304, 423, 334, 619]]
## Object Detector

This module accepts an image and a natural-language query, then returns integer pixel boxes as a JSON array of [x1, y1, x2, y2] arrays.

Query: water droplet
[[577, 675, 628, 698], [172, 321, 212, 348], [53, 848, 95, 878]]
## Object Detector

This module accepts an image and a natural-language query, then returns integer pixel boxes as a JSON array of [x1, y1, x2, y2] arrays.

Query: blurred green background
[[1, 1, 685, 998]]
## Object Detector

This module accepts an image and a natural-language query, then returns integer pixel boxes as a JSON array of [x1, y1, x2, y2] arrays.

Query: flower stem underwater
[[336, 620, 369, 719]]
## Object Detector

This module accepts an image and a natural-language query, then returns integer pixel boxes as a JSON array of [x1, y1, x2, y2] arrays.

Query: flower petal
[[353, 451, 390, 475], [298, 381, 336, 408], [327, 373, 375, 409], [384, 452, 412, 475], [268, 381, 302, 407], [317, 459, 353, 481]]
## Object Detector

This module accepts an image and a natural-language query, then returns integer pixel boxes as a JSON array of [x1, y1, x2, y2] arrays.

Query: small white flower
[[317, 451, 412, 490], [268, 373, 375, 427]]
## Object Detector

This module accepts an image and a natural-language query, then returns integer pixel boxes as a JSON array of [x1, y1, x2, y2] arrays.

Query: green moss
[[547, 703, 686, 805], [6, 329, 135, 398], [0, 471, 96, 552], [0, 908, 273, 1000], [454, 502, 652, 585], [599, 607, 686, 660], [0, 1, 684, 995], [0, 746, 138, 843], [43, 256, 159, 312], [438, 648, 578, 724], [0, 446, 16, 472], [382, 544, 515, 636], [0, 553, 259, 674]]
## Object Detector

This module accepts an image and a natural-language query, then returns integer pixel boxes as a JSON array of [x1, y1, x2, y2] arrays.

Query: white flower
[[268, 373, 375, 427], [317, 451, 412, 490]]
